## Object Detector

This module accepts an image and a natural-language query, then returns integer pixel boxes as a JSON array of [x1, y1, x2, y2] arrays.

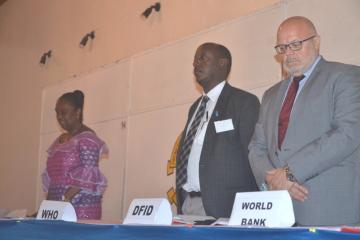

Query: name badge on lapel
[[214, 119, 234, 133]]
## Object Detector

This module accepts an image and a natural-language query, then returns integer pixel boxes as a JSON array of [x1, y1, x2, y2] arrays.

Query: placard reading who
[[36, 200, 77, 222]]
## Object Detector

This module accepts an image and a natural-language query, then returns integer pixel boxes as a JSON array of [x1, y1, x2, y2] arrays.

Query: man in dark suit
[[176, 42, 259, 218]]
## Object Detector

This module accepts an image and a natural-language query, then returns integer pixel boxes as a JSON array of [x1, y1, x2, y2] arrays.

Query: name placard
[[228, 190, 295, 227], [123, 198, 172, 225], [36, 200, 77, 222]]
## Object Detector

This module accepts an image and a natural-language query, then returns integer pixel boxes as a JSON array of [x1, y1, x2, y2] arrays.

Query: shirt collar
[[203, 81, 226, 102], [302, 55, 321, 79]]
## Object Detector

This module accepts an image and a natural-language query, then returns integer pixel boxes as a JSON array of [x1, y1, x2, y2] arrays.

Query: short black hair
[[201, 42, 232, 77]]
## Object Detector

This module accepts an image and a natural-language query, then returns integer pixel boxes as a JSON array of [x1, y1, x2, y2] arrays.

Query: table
[[1, 219, 359, 240]]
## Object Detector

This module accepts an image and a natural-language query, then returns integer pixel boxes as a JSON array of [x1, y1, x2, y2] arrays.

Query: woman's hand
[[63, 186, 81, 202]]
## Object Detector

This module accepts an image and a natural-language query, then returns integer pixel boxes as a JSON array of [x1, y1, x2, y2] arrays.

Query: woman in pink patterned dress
[[42, 90, 108, 220]]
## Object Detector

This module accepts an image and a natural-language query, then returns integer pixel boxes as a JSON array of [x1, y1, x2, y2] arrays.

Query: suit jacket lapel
[[280, 58, 325, 147], [178, 97, 202, 158], [184, 97, 202, 133], [292, 58, 325, 109], [210, 82, 232, 122], [201, 83, 232, 162]]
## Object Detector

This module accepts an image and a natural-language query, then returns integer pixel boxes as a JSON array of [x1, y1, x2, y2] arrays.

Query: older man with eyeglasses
[[249, 16, 360, 226]]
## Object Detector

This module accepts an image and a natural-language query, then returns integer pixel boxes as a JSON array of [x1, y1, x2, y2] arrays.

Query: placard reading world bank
[[228, 190, 294, 227]]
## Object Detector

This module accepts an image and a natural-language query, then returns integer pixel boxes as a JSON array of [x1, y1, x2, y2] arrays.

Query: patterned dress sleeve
[[41, 170, 51, 192], [67, 135, 108, 195], [42, 138, 59, 193]]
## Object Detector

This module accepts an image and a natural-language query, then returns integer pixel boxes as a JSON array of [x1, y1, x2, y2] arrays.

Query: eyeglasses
[[274, 35, 316, 54]]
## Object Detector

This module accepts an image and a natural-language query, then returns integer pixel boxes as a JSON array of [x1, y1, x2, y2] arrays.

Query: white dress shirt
[[182, 81, 225, 192]]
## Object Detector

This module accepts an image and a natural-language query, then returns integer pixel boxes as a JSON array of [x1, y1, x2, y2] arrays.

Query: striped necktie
[[176, 96, 209, 189]]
